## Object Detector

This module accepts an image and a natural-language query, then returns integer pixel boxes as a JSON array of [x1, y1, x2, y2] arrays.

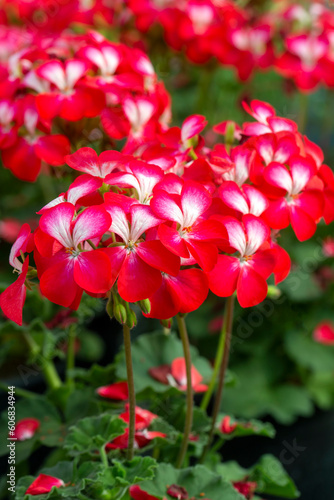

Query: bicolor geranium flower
[[219, 181, 269, 218], [1, 98, 70, 182], [313, 321, 334, 345], [105, 160, 164, 204], [65, 147, 129, 180], [106, 405, 166, 450], [25, 474, 65, 496], [207, 215, 275, 307], [103, 202, 180, 303], [35, 203, 112, 308], [209, 144, 253, 187], [0, 223, 34, 325], [35, 59, 105, 121], [96, 381, 129, 401], [151, 180, 227, 271], [242, 100, 298, 137], [262, 157, 324, 241], [12, 418, 40, 440], [149, 357, 208, 393]]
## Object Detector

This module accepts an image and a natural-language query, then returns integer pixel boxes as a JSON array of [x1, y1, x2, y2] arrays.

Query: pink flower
[[219, 416, 237, 434], [242, 100, 298, 137], [25, 474, 65, 496], [149, 357, 208, 393], [313, 322, 334, 345]]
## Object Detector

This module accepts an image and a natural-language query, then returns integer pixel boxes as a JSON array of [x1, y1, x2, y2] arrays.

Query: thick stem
[[99, 445, 108, 468], [123, 323, 136, 460], [176, 314, 193, 468], [23, 332, 62, 391], [200, 295, 235, 463]]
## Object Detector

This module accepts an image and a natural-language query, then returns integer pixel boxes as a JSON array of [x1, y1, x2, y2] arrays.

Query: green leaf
[[115, 331, 213, 394], [216, 414, 275, 440], [138, 463, 244, 500], [64, 413, 126, 456], [284, 330, 334, 372], [250, 454, 300, 498], [111, 457, 157, 486]]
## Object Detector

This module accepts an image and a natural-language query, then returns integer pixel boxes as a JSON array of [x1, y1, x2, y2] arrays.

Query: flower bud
[[114, 304, 127, 325], [267, 285, 281, 299], [138, 299, 151, 315], [126, 309, 137, 329], [160, 318, 172, 329], [106, 295, 114, 319]]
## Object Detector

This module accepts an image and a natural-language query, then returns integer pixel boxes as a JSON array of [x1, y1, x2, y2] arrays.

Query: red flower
[[12, 418, 40, 440], [233, 481, 257, 499], [262, 157, 323, 241], [35, 203, 112, 308], [149, 357, 208, 393], [313, 322, 334, 345], [151, 180, 227, 271], [129, 485, 159, 500], [219, 416, 237, 434], [25, 474, 64, 496], [207, 215, 275, 308], [96, 381, 129, 401]]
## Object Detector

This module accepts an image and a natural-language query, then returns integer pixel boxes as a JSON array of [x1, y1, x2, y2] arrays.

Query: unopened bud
[[114, 304, 127, 325], [138, 299, 151, 315], [106, 295, 114, 319], [126, 309, 137, 329], [160, 318, 172, 329], [225, 121, 235, 152]]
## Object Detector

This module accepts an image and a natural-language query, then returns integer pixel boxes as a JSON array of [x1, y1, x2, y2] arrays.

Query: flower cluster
[[0, 99, 332, 327], [0, 25, 170, 181], [2, 2, 334, 93]]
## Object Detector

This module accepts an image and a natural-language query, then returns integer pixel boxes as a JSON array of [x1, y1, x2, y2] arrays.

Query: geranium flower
[[233, 481, 257, 499], [35, 203, 112, 308], [103, 203, 180, 302], [106, 405, 166, 450], [313, 322, 334, 345], [151, 180, 227, 271], [242, 100, 298, 137], [219, 416, 237, 434], [25, 474, 65, 496], [12, 418, 40, 440], [207, 215, 275, 307], [149, 357, 208, 393], [262, 157, 324, 241], [96, 381, 129, 401]]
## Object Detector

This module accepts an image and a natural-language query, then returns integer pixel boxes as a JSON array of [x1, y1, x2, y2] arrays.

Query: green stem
[[200, 295, 235, 463], [66, 325, 76, 387], [176, 314, 193, 468], [0, 383, 36, 399], [200, 300, 230, 412], [23, 331, 62, 391], [99, 445, 108, 468], [41, 358, 62, 391], [123, 323, 136, 460]]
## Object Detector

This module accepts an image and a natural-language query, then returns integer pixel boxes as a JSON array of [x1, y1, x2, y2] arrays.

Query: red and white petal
[[150, 190, 184, 225], [158, 224, 189, 258], [290, 156, 316, 194], [219, 182, 249, 214], [207, 254, 240, 297], [65, 59, 87, 89], [243, 214, 270, 256], [181, 181, 211, 227], [36, 60, 66, 90], [168, 268, 209, 314], [39, 203, 75, 248], [243, 185, 269, 216], [72, 206, 111, 247], [264, 162, 292, 193], [9, 223, 31, 270], [181, 114, 207, 143], [130, 204, 163, 242], [104, 204, 130, 242], [67, 175, 103, 206], [65, 147, 99, 176], [222, 217, 247, 255]]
